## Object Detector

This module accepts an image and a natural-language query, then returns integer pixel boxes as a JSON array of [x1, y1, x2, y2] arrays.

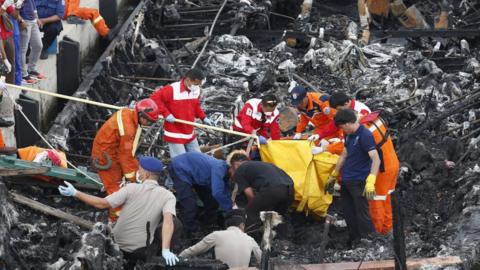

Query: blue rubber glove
[[162, 249, 179, 266], [58, 181, 77, 197], [258, 135, 267, 145], [165, 114, 176, 123], [203, 117, 213, 126]]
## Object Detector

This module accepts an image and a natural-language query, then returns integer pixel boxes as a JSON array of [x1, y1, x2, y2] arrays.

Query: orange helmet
[[135, 98, 160, 122]]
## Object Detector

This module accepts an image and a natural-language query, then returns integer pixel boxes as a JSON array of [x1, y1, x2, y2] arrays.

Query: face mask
[[264, 111, 273, 116], [189, 84, 201, 92], [136, 171, 142, 183]]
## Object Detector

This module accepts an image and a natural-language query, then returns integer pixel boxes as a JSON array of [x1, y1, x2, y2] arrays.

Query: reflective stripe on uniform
[[132, 126, 142, 156], [93, 15, 103, 25], [117, 111, 125, 136], [234, 118, 243, 129], [368, 119, 384, 132], [388, 189, 395, 194], [372, 194, 387, 201], [164, 130, 195, 139], [124, 171, 135, 179]]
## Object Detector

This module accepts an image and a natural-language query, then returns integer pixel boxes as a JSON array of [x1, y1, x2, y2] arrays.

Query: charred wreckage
[[1, 0, 480, 269]]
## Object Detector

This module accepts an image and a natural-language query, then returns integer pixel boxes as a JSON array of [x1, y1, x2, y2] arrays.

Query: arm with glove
[[58, 181, 112, 209], [325, 148, 347, 194], [363, 149, 380, 200]]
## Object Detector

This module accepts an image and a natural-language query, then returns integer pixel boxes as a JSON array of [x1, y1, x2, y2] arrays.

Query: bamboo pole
[[6, 83, 259, 143]]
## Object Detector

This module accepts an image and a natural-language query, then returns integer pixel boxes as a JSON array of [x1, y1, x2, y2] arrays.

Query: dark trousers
[[122, 217, 183, 270], [340, 181, 375, 241], [245, 185, 294, 231], [172, 176, 219, 232], [40, 21, 63, 50]]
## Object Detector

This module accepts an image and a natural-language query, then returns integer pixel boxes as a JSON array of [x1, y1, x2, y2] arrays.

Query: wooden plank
[[10, 192, 95, 230], [0, 167, 49, 176], [274, 256, 462, 270]]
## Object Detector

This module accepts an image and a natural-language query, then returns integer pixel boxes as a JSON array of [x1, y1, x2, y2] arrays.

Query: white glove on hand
[[165, 114, 176, 123], [0, 80, 6, 91], [4, 59, 11, 73], [14, 0, 24, 9], [58, 181, 77, 197], [307, 134, 320, 142], [162, 249, 179, 266], [334, 182, 341, 191], [293, 133, 302, 140]]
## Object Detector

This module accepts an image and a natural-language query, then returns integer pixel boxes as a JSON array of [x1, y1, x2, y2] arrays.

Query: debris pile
[[1, 0, 480, 269]]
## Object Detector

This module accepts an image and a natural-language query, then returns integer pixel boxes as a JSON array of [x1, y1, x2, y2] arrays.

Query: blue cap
[[290, 85, 307, 106], [139, 156, 164, 173]]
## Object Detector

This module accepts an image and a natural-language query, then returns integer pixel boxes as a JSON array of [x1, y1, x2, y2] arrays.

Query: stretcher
[[0, 155, 102, 189]]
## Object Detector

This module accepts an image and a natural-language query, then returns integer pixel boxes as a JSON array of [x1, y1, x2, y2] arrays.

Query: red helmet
[[135, 98, 160, 122]]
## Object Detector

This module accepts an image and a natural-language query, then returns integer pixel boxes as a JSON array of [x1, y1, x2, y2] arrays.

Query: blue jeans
[[167, 138, 201, 158], [10, 15, 21, 85]]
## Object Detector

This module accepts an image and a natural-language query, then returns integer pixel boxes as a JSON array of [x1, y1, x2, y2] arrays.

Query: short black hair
[[261, 95, 278, 107], [185, 68, 205, 81], [224, 209, 245, 228], [334, 109, 357, 126], [329, 92, 351, 108], [229, 152, 249, 165]]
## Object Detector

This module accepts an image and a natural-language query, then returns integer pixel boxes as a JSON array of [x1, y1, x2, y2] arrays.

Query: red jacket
[[317, 99, 371, 139], [150, 79, 206, 144], [0, 1, 15, 40], [233, 98, 280, 140]]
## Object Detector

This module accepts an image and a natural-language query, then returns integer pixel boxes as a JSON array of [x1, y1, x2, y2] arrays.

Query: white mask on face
[[136, 171, 142, 183], [189, 84, 201, 92], [264, 111, 273, 116]]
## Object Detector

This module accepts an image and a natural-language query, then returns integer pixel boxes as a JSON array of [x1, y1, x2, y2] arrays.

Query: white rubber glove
[[293, 133, 302, 140], [58, 181, 77, 197], [162, 249, 179, 266], [165, 114, 176, 123], [0, 80, 7, 91], [14, 0, 24, 8], [334, 182, 341, 191], [307, 134, 320, 142], [4, 59, 11, 73]]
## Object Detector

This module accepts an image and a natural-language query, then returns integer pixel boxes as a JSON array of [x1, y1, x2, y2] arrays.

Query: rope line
[[6, 89, 103, 187]]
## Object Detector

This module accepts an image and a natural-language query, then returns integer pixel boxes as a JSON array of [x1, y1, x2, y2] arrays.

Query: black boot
[[0, 117, 13, 127]]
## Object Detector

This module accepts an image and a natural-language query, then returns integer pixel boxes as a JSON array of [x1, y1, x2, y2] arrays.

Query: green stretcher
[[0, 155, 103, 189]]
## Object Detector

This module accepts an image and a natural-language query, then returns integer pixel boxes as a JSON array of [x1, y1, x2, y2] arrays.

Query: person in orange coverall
[[64, 0, 112, 39], [359, 111, 399, 234], [324, 109, 399, 235], [289, 85, 341, 140], [91, 98, 160, 221]]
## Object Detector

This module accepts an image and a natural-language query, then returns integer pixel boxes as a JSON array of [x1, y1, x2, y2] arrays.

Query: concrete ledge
[[0, 0, 130, 147]]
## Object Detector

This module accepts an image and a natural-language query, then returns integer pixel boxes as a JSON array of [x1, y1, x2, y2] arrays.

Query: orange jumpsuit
[[326, 112, 399, 234], [0, 129, 4, 148], [296, 93, 342, 139], [18, 146, 68, 182], [64, 0, 110, 37], [91, 109, 141, 220], [361, 113, 399, 234]]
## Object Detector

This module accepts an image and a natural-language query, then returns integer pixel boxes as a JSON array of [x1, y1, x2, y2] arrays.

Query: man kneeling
[[58, 156, 180, 268], [180, 209, 261, 268]]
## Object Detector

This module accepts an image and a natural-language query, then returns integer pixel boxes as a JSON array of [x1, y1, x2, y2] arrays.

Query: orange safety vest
[[360, 112, 400, 198], [296, 93, 336, 134]]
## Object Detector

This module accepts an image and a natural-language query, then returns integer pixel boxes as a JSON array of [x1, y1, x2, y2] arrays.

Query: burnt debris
[[1, 0, 480, 269]]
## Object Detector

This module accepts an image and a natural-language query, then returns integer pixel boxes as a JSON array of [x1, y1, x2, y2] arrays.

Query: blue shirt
[[341, 125, 377, 181], [170, 152, 232, 211], [20, 0, 37, 21], [35, 0, 64, 19]]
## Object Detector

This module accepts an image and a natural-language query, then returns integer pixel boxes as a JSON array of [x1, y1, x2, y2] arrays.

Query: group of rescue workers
[[46, 67, 400, 269]]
